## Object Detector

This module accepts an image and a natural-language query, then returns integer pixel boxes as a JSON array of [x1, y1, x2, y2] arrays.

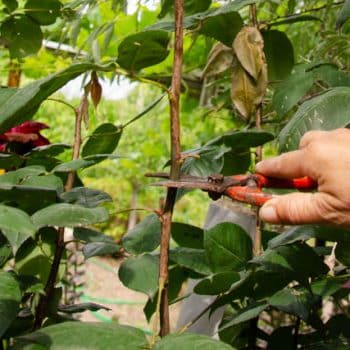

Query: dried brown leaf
[[231, 55, 267, 120], [78, 93, 90, 129], [202, 42, 233, 78], [233, 26, 265, 81], [90, 71, 102, 108]]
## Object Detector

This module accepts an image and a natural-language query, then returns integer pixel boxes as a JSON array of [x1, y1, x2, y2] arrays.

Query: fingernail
[[259, 204, 278, 222]]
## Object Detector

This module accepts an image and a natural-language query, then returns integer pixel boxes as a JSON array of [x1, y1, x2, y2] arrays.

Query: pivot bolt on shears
[[146, 172, 317, 207]]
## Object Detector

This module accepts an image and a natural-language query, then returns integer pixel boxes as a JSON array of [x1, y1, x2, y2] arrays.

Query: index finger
[[255, 149, 309, 179]]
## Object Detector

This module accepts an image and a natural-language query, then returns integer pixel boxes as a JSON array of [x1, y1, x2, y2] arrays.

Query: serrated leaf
[[252, 243, 329, 285], [12, 322, 147, 349], [171, 222, 204, 249], [194, 271, 240, 295], [268, 225, 350, 249], [204, 222, 252, 273], [81, 123, 122, 159], [263, 30, 294, 81], [154, 332, 235, 350], [32, 204, 109, 228], [0, 205, 36, 239], [60, 187, 112, 208], [74, 227, 114, 243], [335, 241, 350, 266], [117, 30, 170, 71], [0, 271, 22, 337], [200, 11, 243, 47], [25, 0, 62, 25], [0, 15, 43, 58], [170, 248, 211, 275], [122, 214, 161, 254], [83, 242, 121, 259], [268, 287, 318, 321], [118, 254, 159, 297], [220, 301, 268, 330], [52, 159, 95, 172], [278, 87, 350, 152]]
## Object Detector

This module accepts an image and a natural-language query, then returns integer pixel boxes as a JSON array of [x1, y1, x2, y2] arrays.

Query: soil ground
[[78, 256, 181, 333]]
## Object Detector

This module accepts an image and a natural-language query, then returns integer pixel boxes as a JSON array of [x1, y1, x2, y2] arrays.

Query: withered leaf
[[90, 71, 102, 108], [78, 93, 90, 129], [202, 42, 233, 79], [233, 26, 266, 81], [231, 55, 267, 120]]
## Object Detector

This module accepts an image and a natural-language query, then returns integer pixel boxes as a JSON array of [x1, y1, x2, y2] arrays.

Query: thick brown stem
[[7, 61, 21, 88], [157, 0, 184, 337]]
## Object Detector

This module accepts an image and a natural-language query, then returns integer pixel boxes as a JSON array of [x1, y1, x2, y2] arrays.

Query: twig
[[293, 317, 301, 349], [153, 0, 184, 340], [33, 91, 86, 329]]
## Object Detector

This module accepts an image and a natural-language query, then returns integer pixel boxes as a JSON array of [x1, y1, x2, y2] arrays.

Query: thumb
[[259, 192, 325, 225]]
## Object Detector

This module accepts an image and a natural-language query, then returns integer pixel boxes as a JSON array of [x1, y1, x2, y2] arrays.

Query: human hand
[[256, 128, 350, 227]]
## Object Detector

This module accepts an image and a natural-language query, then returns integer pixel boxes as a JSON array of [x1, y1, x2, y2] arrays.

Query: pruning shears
[[146, 172, 317, 207]]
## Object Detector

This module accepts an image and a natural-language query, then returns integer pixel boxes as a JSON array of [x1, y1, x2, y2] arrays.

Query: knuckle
[[300, 130, 321, 148]]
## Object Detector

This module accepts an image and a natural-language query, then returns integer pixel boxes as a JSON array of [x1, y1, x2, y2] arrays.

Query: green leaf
[[32, 204, 109, 228], [270, 14, 321, 27], [21, 174, 64, 193], [170, 248, 211, 275], [73, 227, 115, 243], [268, 287, 318, 321], [252, 243, 329, 285], [269, 225, 350, 249], [0, 205, 36, 240], [143, 266, 187, 322], [52, 159, 95, 172], [337, 0, 350, 29], [83, 242, 121, 259], [194, 272, 240, 295], [0, 153, 23, 170], [58, 303, 110, 314], [15, 228, 64, 284], [154, 332, 235, 350], [0, 185, 59, 214], [263, 30, 294, 81], [312, 64, 350, 87], [279, 87, 350, 152], [3, 0, 18, 12], [12, 322, 147, 349], [220, 301, 268, 330], [272, 70, 314, 116], [172, 222, 204, 249], [0, 15, 43, 58], [117, 30, 170, 71], [81, 123, 122, 159], [25, 0, 62, 25], [335, 241, 350, 266], [60, 187, 112, 208], [122, 214, 161, 254], [159, 0, 211, 18], [0, 166, 45, 185], [0, 233, 12, 268], [200, 11, 243, 47], [204, 222, 252, 273], [311, 278, 343, 297], [118, 254, 159, 297], [27, 143, 71, 158], [0, 271, 22, 337], [0, 62, 114, 134]]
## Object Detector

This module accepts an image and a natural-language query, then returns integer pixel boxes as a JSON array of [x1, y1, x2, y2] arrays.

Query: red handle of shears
[[224, 175, 317, 207]]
